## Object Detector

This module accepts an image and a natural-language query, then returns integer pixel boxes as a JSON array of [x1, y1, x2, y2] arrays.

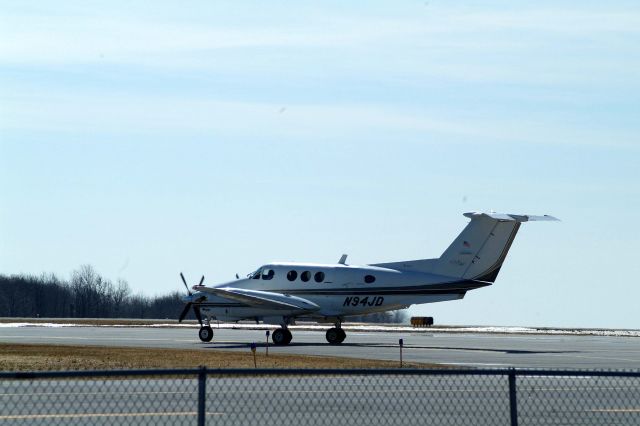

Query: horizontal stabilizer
[[463, 212, 559, 222]]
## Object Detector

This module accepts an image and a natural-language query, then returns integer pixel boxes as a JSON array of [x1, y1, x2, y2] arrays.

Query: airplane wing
[[193, 286, 320, 312]]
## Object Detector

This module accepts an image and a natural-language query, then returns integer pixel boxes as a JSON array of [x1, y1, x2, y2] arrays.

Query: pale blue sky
[[1, 1, 639, 328]]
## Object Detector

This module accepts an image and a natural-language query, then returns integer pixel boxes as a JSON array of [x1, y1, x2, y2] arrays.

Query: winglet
[[338, 254, 348, 265]]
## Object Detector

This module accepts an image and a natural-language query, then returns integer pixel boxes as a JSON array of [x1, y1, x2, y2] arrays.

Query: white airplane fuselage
[[194, 262, 487, 322]]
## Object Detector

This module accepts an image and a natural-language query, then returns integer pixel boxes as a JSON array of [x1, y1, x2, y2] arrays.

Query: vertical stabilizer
[[432, 212, 557, 282], [371, 212, 557, 280]]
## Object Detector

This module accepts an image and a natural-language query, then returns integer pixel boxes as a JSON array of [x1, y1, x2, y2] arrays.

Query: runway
[[1, 325, 639, 369]]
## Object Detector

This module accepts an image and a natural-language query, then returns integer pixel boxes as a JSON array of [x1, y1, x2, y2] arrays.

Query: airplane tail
[[373, 212, 558, 283]]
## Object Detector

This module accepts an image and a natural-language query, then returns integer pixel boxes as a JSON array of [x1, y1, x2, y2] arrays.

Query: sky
[[1, 1, 639, 328]]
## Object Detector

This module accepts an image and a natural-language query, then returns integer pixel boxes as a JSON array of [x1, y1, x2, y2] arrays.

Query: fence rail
[[1, 368, 639, 425]]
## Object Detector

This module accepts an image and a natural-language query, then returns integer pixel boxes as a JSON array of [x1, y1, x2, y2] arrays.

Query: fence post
[[198, 366, 207, 426], [508, 368, 518, 426]]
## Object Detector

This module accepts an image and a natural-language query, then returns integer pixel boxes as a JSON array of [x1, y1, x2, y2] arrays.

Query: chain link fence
[[1, 368, 638, 425]]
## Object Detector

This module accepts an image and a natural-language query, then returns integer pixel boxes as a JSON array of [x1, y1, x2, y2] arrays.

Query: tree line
[[0, 265, 182, 319], [0, 264, 407, 323]]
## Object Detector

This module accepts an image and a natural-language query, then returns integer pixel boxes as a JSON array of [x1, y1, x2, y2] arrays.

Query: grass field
[[0, 343, 444, 371]]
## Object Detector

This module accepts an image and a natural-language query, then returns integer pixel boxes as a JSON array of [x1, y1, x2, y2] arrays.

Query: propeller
[[180, 272, 191, 296], [178, 273, 205, 326]]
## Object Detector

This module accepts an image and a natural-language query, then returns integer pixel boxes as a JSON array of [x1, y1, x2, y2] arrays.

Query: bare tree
[[111, 279, 131, 317]]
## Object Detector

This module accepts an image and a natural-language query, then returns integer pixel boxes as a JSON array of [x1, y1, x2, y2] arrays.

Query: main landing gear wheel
[[272, 328, 292, 346], [198, 326, 214, 342], [326, 327, 346, 345]]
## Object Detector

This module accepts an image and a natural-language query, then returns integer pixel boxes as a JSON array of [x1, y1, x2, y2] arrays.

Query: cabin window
[[301, 271, 311, 282], [262, 269, 275, 280], [364, 274, 376, 284], [287, 270, 297, 281], [314, 271, 325, 282]]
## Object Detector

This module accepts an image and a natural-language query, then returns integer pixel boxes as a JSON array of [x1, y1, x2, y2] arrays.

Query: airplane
[[178, 211, 558, 345]]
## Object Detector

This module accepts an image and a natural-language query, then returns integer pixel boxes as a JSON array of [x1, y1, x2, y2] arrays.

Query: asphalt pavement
[[1, 325, 639, 369]]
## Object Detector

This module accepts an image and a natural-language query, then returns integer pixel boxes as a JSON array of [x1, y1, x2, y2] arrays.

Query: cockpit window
[[262, 269, 275, 280], [249, 268, 262, 279]]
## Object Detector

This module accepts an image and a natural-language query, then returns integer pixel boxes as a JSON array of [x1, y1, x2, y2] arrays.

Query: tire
[[326, 327, 342, 345], [337, 328, 346, 343], [272, 328, 290, 346], [198, 326, 213, 342]]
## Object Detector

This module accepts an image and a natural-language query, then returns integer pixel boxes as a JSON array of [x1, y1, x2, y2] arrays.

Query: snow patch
[[0, 322, 78, 328]]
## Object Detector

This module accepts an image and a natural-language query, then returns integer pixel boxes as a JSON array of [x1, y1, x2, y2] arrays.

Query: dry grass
[[0, 343, 444, 371]]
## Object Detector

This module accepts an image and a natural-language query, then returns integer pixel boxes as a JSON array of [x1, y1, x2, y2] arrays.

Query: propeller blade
[[198, 275, 205, 287], [178, 303, 192, 323], [193, 305, 203, 327], [180, 272, 191, 296]]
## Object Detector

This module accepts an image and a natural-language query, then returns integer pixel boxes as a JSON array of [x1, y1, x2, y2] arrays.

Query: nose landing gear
[[198, 317, 214, 342], [198, 325, 214, 342]]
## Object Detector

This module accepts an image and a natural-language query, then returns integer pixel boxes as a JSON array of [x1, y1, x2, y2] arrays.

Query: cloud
[[2, 6, 639, 67], [1, 3, 638, 151], [2, 86, 637, 151]]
